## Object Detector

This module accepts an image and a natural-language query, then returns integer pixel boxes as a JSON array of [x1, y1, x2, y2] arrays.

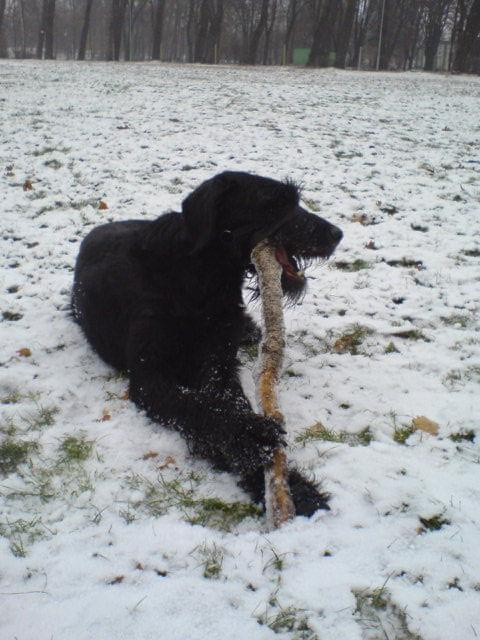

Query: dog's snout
[[329, 225, 343, 243]]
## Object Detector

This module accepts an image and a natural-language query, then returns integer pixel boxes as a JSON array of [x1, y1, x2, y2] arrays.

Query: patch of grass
[[58, 434, 94, 462], [126, 472, 261, 530], [302, 197, 320, 212], [285, 369, 303, 378], [354, 586, 422, 640], [441, 314, 470, 328], [385, 341, 400, 354], [44, 159, 63, 170], [449, 430, 475, 443], [1, 389, 22, 404], [391, 329, 429, 342], [295, 423, 372, 447], [0, 439, 39, 475], [70, 197, 99, 210], [0, 517, 46, 557], [419, 514, 450, 532], [295, 422, 347, 445], [32, 145, 70, 156], [22, 404, 59, 430], [188, 497, 262, 529], [193, 542, 224, 579], [0, 417, 17, 437], [333, 324, 372, 355], [258, 602, 319, 639], [2, 310, 23, 321], [355, 427, 373, 446], [385, 258, 424, 270], [443, 366, 480, 390], [393, 426, 415, 444], [334, 258, 370, 272]]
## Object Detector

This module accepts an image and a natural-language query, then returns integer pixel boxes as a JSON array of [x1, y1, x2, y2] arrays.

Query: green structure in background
[[292, 48, 336, 66], [293, 48, 310, 65]]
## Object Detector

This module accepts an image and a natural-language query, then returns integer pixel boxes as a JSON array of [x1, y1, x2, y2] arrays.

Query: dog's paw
[[288, 469, 330, 517]]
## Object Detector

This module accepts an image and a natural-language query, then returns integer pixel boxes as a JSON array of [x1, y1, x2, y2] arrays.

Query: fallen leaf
[[159, 455, 176, 469], [142, 451, 159, 460], [101, 409, 111, 422], [23, 179, 33, 191], [412, 415, 439, 435], [98, 200, 108, 210], [122, 389, 129, 401], [107, 575, 124, 585], [17, 348, 32, 357]]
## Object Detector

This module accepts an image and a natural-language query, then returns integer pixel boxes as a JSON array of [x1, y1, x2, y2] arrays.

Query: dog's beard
[[246, 248, 311, 304]]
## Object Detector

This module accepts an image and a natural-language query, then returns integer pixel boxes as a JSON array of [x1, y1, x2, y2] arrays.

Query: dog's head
[[182, 171, 342, 300]]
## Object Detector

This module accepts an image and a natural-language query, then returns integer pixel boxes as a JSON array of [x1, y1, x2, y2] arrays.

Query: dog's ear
[[182, 174, 234, 253]]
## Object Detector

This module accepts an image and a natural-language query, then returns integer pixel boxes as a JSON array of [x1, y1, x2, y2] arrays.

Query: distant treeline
[[0, 1, 479, 73]]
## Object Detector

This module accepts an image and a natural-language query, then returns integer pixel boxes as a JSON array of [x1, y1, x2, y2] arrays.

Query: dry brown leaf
[[159, 455, 176, 469], [98, 200, 108, 210], [17, 347, 32, 357], [412, 415, 439, 435], [142, 451, 159, 460], [23, 179, 33, 191], [122, 389, 129, 401], [107, 575, 124, 585], [101, 409, 111, 422]]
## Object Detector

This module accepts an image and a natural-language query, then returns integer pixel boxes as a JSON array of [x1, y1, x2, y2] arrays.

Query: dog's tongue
[[275, 246, 301, 280]]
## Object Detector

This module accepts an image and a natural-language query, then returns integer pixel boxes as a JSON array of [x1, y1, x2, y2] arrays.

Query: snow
[[1, 60, 480, 640]]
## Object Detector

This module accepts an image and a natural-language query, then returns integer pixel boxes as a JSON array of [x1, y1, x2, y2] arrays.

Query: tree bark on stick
[[251, 241, 295, 530]]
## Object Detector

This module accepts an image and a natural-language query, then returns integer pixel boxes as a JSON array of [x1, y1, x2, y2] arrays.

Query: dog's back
[[72, 220, 151, 370]]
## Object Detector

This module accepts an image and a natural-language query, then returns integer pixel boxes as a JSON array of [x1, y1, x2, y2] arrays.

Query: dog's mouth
[[274, 246, 306, 283]]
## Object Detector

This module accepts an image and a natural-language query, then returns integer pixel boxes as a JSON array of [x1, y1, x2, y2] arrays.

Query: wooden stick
[[251, 240, 295, 529]]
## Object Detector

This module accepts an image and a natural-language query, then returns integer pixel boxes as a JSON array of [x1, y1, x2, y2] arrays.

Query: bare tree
[[453, 0, 480, 72], [308, 0, 339, 67], [263, 0, 277, 64], [109, 0, 126, 60], [423, 0, 451, 71], [0, 0, 6, 43], [233, 0, 270, 64], [78, 0, 94, 60], [335, 0, 359, 68], [151, 0, 165, 59], [37, 0, 56, 59]]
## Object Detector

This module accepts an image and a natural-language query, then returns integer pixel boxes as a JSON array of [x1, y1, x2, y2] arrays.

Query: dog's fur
[[72, 171, 342, 516]]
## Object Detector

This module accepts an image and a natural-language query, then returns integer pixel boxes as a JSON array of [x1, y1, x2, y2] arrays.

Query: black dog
[[72, 171, 342, 516]]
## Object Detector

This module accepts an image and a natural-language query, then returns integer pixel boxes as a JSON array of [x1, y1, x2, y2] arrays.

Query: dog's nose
[[329, 225, 343, 243]]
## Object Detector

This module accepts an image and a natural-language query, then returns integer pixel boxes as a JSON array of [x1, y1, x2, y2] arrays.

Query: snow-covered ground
[[1, 61, 479, 640]]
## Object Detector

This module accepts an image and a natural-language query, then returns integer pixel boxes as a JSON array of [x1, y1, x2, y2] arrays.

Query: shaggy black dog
[[72, 171, 342, 516]]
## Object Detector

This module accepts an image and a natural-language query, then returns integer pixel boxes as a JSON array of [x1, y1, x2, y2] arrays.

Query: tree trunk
[[335, 0, 358, 68], [37, 0, 47, 58], [454, 0, 480, 72], [284, 0, 300, 63], [109, 0, 126, 61], [247, 0, 269, 64], [263, 0, 277, 65], [151, 0, 165, 60], [44, 0, 56, 59], [0, 0, 6, 48], [78, 0, 94, 60], [308, 0, 337, 67], [194, 0, 210, 62], [205, 0, 224, 63], [423, 0, 451, 72]]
